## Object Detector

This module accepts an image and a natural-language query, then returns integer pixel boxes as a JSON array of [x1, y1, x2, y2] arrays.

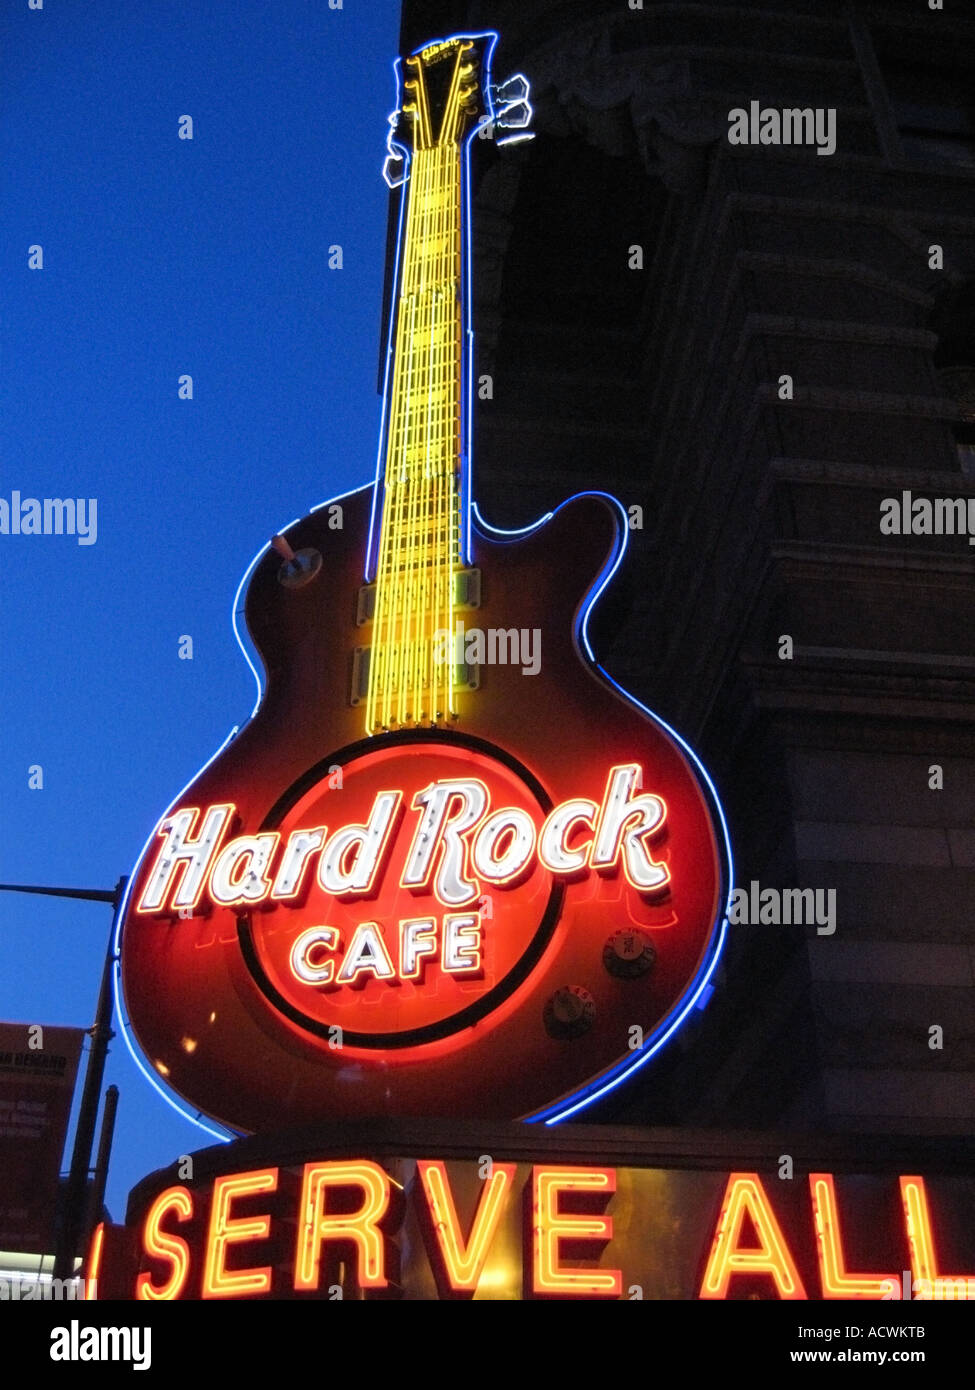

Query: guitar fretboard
[[366, 137, 465, 734]]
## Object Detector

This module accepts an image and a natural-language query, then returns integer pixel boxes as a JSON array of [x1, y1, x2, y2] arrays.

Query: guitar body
[[117, 32, 730, 1136], [119, 484, 729, 1133]]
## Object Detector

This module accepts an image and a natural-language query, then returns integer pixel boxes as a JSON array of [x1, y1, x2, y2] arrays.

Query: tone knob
[[544, 986, 595, 1040], [603, 929, 656, 980], [271, 535, 323, 589]]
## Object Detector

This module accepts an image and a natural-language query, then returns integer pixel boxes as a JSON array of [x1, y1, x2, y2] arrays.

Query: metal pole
[[85, 1084, 120, 1246], [52, 875, 127, 1279], [0, 884, 116, 903]]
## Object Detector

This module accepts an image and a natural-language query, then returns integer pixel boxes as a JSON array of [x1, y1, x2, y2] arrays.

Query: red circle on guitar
[[240, 737, 563, 1045]]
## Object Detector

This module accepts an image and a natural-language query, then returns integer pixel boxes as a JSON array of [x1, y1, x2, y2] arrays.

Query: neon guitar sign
[[117, 31, 733, 1135]]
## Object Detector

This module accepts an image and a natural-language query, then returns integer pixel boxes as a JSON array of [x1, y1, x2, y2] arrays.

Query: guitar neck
[[366, 135, 467, 734]]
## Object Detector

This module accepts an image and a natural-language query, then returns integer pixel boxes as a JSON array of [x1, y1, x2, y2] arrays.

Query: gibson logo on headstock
[[420, 38, 463, 64]]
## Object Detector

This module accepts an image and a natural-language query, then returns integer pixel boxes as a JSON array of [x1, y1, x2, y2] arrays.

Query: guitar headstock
[[383, 32, 533, 188]]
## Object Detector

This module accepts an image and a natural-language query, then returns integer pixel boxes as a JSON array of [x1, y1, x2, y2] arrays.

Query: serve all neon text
[[127, 1163, 974, 1301]]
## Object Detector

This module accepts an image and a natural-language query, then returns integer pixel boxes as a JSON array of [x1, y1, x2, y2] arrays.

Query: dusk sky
[[2, 1, 408, 1226]]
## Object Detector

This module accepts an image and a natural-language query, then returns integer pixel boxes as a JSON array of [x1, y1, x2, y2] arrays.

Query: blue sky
[[1, 0, 405, 1229]]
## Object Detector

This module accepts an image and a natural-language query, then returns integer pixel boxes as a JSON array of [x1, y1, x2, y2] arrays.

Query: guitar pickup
[[355, 585, 376, 626], [355, 568, 481, 627], [350, 647, 479, 709], [456, 567, 481, 608], [350, 646, 370, 706]]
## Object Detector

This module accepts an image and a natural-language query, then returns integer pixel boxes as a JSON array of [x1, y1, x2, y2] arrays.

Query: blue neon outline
[[118, 34, 729, 1137], [471, 497, 734, 1126]]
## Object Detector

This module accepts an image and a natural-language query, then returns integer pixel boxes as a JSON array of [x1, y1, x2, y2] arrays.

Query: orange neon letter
[[700, 1174, 806, 1299], [136, 1186, 194, 1301], [294, 1160, 390, 1292], [809, 1174, 898, 1298], [531, 1166, 621, 1298], [85, 1222, 104, 1301], [202, 1167, 278, 1299], [417, 1160, 516, 1296], [900, 1176, 975, 1300]]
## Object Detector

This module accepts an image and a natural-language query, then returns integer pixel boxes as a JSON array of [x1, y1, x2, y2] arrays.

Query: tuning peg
[[383, 151, 407, 189], [382, 108, 409, 189], [492, 72, 533, 136], [495, 73, 530, 105], [495, 100, 532, 132]]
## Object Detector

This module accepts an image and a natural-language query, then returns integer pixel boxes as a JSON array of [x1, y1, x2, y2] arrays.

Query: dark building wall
[[398, 0, 975, 1136]]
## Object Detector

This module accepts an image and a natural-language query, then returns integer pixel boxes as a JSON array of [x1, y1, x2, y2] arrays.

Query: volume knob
[[603, 929, 656, 980], [544, 986, 595, 1040]]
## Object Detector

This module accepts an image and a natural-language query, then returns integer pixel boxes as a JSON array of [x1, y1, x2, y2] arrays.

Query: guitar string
[[416, 131, 438, 720], [446, 131, 459, 717], [419, 50, 440, 716], [398, 141, 419, 726], [398, 136, 427, 725], [371, 72, 426, 732], [430, 141, 443, 721], [423, 63, 456, 722], [367, 166, 409, 734], [405, 139, 431, 724], [430, 62, 461, 723], [416, 108, 441, 721], [392, 63, 428, 728], [439, 59, 463, 721], [421, 134, 439, 720], [451, 59, 468, 713], [428, 142, 439, 722], [426, 83, 448, 722], [371, 82, 413, 731], [439, 69, 460, 721], [385, 112, 423, 728]]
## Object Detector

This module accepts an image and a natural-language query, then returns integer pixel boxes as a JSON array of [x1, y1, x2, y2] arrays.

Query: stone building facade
[[397, 0, 975, 1137]]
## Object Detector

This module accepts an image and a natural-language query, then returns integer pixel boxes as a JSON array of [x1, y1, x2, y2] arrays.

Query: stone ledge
[[825, 1068, 975, 1118], [808, 940, 975, 986]]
